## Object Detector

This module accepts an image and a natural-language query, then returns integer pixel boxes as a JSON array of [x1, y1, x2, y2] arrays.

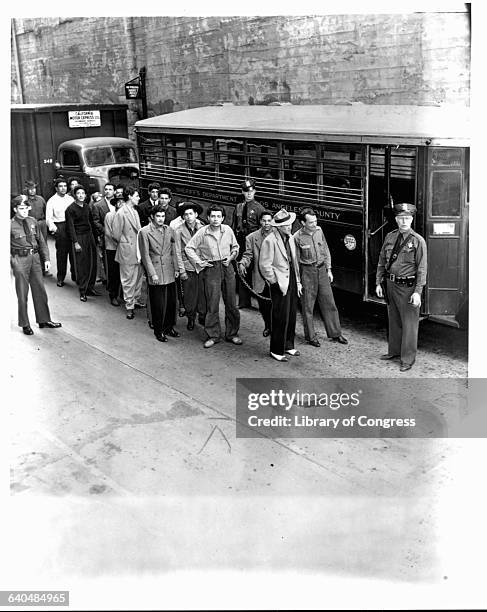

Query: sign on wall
[[68, 110, 101, 128], [125, 76, 142, 99]]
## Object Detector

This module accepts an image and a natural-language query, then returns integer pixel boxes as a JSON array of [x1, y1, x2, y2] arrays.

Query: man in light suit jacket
[[138, 205, 180, 342], [112, 186, 144, 319], [238, 210, 273, 337], [259, 209, 302, 362]]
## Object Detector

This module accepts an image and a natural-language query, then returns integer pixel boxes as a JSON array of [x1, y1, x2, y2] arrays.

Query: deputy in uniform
[[376, 202, 427, 372], [231, 179, 266, 308], [10, 195, 61, 335]]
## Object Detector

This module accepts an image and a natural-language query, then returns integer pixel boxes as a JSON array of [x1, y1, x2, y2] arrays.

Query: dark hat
[[178, 201, 204, 217], [25, 179, 37, 188], [270, 208, 296, 227], [394, 202, 416, 217], [241, 178, 256, 192]]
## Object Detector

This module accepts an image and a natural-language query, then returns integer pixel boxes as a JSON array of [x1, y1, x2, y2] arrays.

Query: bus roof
[[135, 103, 470, 146]]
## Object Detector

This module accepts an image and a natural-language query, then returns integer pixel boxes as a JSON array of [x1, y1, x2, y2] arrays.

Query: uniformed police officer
[[10, 195, 62, 335], [376, 202, 427, 372], [231, 179, 266, 308]]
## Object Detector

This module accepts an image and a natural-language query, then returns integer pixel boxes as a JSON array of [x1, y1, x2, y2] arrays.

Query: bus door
[[365, 145, 417, 301], [424, 148, 468, 327]]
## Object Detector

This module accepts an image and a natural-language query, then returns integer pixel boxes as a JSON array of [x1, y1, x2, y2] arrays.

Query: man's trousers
[[300, 264, 341, 341], [202, 262, 240, 340], [148, 282, 177, 334], [119, 262, 143, 310], [11, 252, 51, 327], [386, 280, 420, 366]]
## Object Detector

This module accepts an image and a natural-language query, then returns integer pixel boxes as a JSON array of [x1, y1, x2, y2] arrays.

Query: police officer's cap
[[25, 179, 37, 188], [394, 202, 416, 217], [241, 179, 256, 192]]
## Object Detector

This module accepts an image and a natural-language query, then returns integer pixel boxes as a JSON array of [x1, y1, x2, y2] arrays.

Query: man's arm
[[185, 228, 207, 268], [138, 229, 157, 280], [258, 236, 277, 284], [45, 198, 57, 233], [91, 203, 104, 236]]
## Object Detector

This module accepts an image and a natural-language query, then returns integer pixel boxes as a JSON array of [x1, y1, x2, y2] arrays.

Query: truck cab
[[56, 137, 139, 193]]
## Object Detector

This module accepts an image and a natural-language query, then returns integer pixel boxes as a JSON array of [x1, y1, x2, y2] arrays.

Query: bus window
[[369, 146, 416, 207], [282, 141, 318, 200], [166, 136, 188, 169], [216, 138, 245, 184], [430, 171, 462, 217], [247, 140, 279, 181], [322, 144, 365, 206], [190, 137, 215, 171], [139, 134, 163, 175]]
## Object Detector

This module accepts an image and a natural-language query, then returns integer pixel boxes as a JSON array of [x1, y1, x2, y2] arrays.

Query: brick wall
[[11, 13, 470, 117]]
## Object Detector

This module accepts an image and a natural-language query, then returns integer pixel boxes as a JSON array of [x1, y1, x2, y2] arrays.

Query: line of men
[[11, 179, 426, 371]]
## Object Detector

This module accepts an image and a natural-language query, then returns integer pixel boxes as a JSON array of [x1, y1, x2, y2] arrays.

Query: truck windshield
[[84, 146, 137, 167]]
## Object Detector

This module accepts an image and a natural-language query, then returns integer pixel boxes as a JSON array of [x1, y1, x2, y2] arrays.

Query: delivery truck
[[11, 103, 139, 199]]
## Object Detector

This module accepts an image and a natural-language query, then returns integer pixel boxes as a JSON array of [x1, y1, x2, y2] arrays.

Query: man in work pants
[[293, 207, 348, 347]]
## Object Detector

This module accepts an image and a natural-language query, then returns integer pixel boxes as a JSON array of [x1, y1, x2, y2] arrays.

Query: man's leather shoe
[[332, 335, 348, 345], [380, 354, 399, 360], [165, 328, 180, 338], [178, 307, 186, 317], [134, 303, 146, 309], [110, 298, 120, 307], [400, 363, 413, 372], [187, 318, 195, 331], [148, 320, 154, 329], [126, 310, 135, 320], [22, 326, 34, 335], [307, 339, 321, 347], [263, 328, 270, 337], [285, 349, 300, 356], [155, 333, 167, 342], [86, 288, 101, 296], [270, 352, 288, 362], [226, 336, 242, 345], [56, 281, 65, 287], [204, 339, 216, 348], [43, 271, 53, 277], [80, 294, 87, 302], [39, 321, 62, 329]]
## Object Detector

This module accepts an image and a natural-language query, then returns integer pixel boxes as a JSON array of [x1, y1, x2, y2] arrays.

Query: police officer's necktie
[[23, 219, 33, 246]]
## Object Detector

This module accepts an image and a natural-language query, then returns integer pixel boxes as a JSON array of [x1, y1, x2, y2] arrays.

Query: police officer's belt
[[11, 247, 39, 256], [387, 273, 416, 286], [301, 261, 326, 269]]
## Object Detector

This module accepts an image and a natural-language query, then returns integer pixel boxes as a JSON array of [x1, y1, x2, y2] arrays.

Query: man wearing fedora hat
[[259, 208, 302, 362], [24, 179, 51, 277], [232, 179, 266, 309], [174, 201, 206, 330], [376, 202, 427, 372]]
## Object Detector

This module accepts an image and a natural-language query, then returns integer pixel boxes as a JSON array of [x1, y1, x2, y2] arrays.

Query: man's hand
[[376, 284, 383, 298], [297, 282, 303, 298], [201, 261, 214, 268], [151, 274, 159, 283], [327, 269, 333, 283], [180, 272, 188, 281], [409, 292, 421, 307], [74, 242, 82, 252], [44, 261, 51, 272], [238, 263, 246, 276]]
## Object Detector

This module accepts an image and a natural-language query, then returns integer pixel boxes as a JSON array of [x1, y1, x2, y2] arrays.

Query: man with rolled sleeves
[[46, 178, 75, 287], [293, 207, 348, 347], [10, 195, 61, 335], [185, 205, 241, 348], [376, 202, 427, 372], [231, 179, 266, 308]]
